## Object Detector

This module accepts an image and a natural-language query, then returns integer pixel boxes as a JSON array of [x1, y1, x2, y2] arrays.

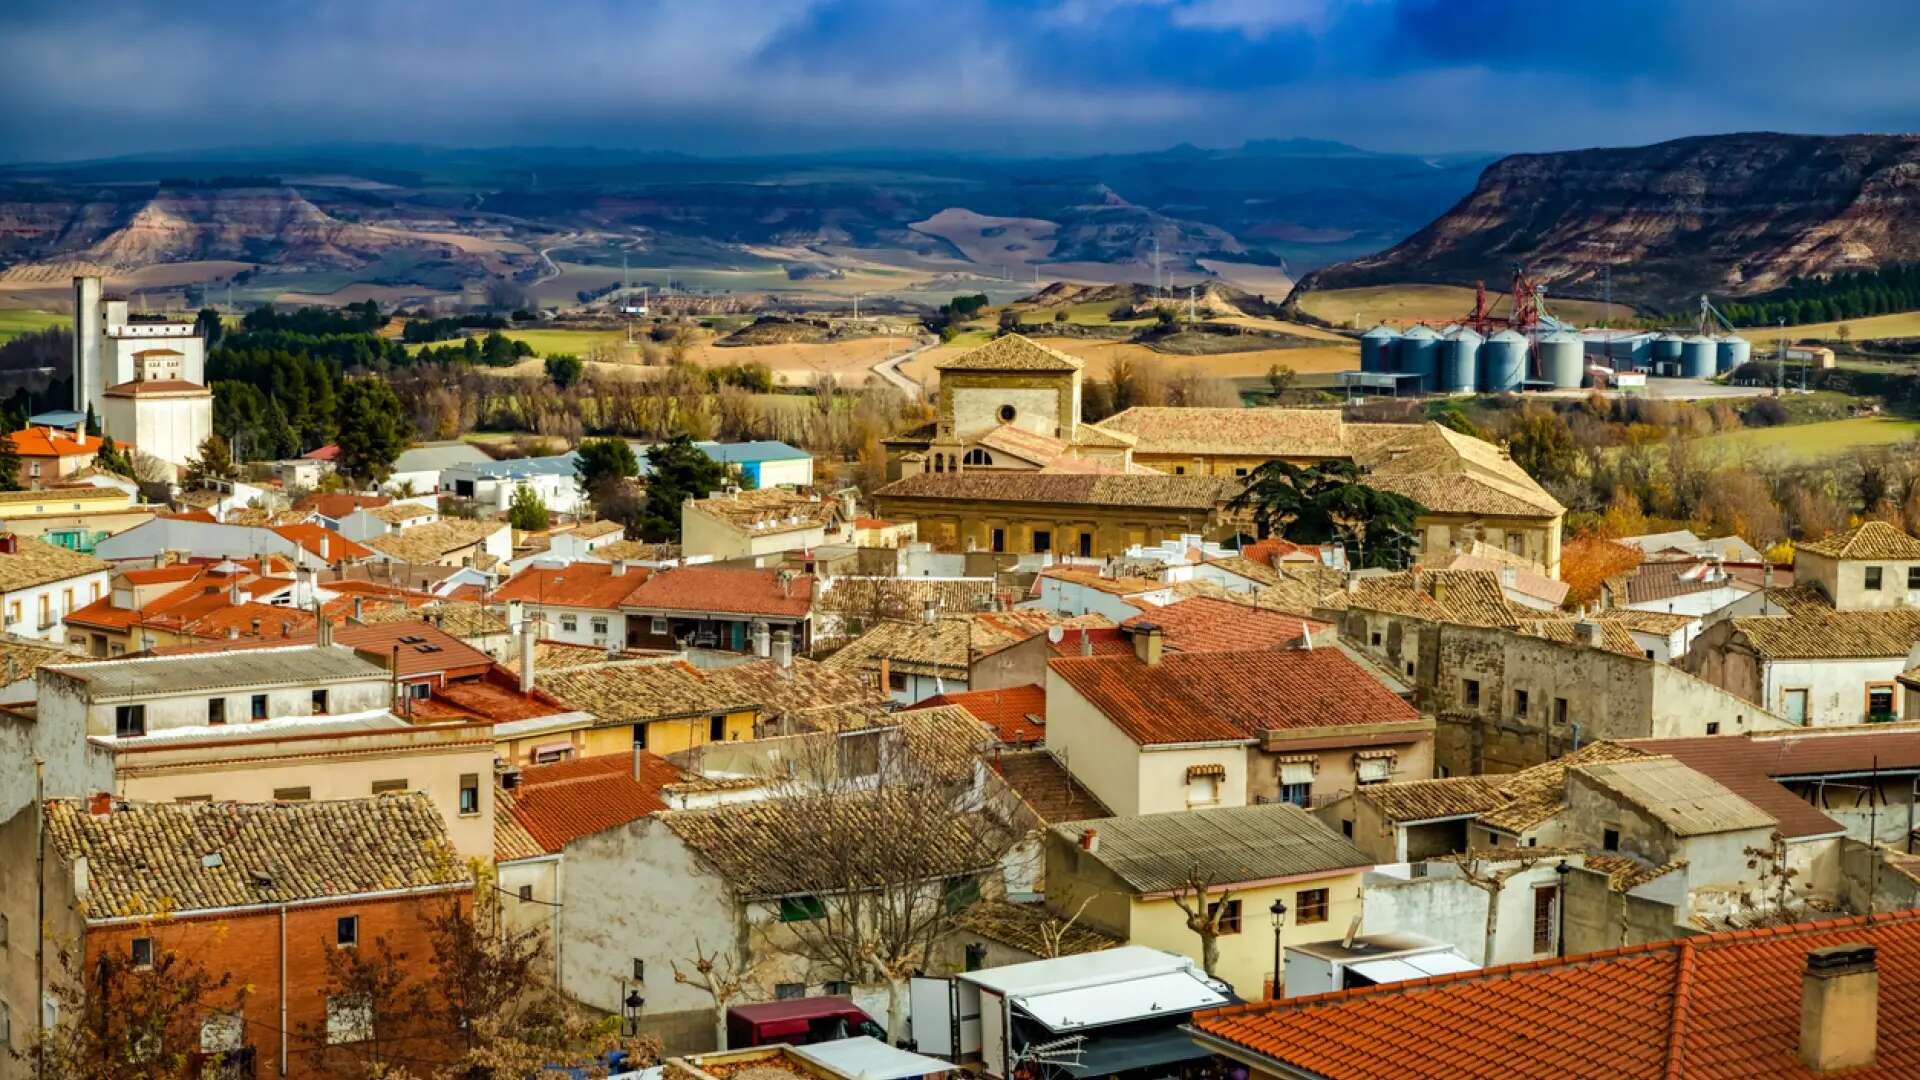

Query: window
[[592, 616, 609, 637], [371, 779, 408, 795], [779, 895, 828, 922], [1234, 467, 1249, 477], [709, 715, 726, 742], [990, 527, 1006, 553], [1783, 688, 1809, 724], [326, 995, 373, 1045], [533, 746, 571, 764], [131, 937, 154, 968], [115, 705, 146, 738], [1909, 566, 1920, 591], [561, 614, 578, 633], [207, 698, 225, 725], [1294, 888, 1329, 925], [887, 669, 908, 692], [1207, 899, 1243, 934], [1279, 782, 1311, 807], [1031, 530, 1052, 554], [1174, 466, 1186, 475], [775, 983, 806, 1000], [1532, 885, 1559, 955], [312, 689, 329, 714], [945, 875, 981, 915], [650, 616, 668, 635], [1462, 678, 1480, 708], [1078, 532, 1093, 558], [963, 448, 993, 466], [5, 601, 17, 626], [1706, 722, 1720, 735], [518, 885, 533, 901], [1866, 566, 1884, 590], [1514, 689, 1530, 719], [200, 1011, 243, 1053], [1370, 631, 1382, 648], [1341, 819, 1354, 838], [1187, 773, 1219, 806], [273, 786, 311, 802], [1868, 684, 1897, 721], [632, 958, 645, 981], [824, 979, 852, 996], [1356, 757, 1392, 784], [997, 404, 1017, 423], [37, 595, 48, 628], [459, 773, 480, 815], [251, 694, 268, 720], [1554, 697, 1569, 726], [1603, 827, 1621, 852], [632, 722, 648, 749], [336, 916, 358, 948]]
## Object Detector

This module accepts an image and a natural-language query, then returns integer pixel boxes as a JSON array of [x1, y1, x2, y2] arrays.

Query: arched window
[[932, 454, 945, 474], [963, 448, 993, 467]]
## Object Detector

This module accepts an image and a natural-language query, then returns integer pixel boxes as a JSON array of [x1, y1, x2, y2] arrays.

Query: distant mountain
[[1302, 132, 1920, 308]]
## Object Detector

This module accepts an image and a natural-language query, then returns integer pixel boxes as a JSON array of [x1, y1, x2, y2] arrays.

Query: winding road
[[872, 339, 935, 400]]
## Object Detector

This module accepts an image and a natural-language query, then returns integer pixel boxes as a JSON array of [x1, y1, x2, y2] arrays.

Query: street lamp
[[1554, 861, 1572, 958], [1269, 898, 1288, 998]]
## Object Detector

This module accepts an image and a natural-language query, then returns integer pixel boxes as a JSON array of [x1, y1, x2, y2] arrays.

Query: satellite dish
[[1047, 625, 1065, 644]]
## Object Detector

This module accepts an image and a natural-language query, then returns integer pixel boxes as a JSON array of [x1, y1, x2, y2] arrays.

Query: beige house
[[0, 485, 154, 545], [681, 487, 845, 560], [1790, 520, 1920, 612], [1095, 406, 1356, 477], [1046, 803, 1373, 999], [365, 518, 512, 569]]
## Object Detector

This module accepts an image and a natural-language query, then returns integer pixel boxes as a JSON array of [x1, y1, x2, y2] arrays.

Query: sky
[[5, 0, 1919, 163]]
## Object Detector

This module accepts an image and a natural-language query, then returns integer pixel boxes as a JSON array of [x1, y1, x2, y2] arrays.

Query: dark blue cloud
[[2, 0, 1917, 162]]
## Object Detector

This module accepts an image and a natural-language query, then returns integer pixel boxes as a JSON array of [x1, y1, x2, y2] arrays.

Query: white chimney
[[519, 614, 540, 693], [922, 600, 937, 625], [72, 855, 90, 902], [754, 622, 771, 658], [229, 579, 244, 605], [612, 560, 627, 577], [772, 629, 793, 670]]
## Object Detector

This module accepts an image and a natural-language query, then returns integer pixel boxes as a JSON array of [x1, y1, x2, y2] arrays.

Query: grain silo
[[1443, 328, 1483, 393], [1483, 330, 1528, 392], [1395, 324, 1441, 392], [1653, 332, 1685, 370], [1360, 325, 1398, 374], [1539, 329, 1584, 389], [1716, 334, 1750, 375], [1681, 334, 1716, 378]]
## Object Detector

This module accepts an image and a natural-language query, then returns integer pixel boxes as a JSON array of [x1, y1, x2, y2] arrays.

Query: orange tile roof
[[1046, 626, 1133, 657], [495, 562, 652, 612], [417, 674, 568, 723], [7, 427, 124, 458], [1192, 908, 1920, 1079], [103, 379, 210, 397], [498, 751, 688, 853], [1121, 597, 1326, 653], [912, 685, 1046, 744], [121, 565, 202, 586], [294, 493, 390, 518], [620, 566, 813, 618], [1049, 647, 1419, 746], [270, 523, 373, 564]]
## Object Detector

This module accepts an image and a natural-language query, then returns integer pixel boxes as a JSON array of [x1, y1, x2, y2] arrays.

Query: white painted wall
[[1761, 656, 1909, 726], [1, 569, 108, 643], [1042, 669, 1248, 816], [525, 603, 627, 649]]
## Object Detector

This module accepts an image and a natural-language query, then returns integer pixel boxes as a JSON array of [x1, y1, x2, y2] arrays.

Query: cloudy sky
[[5, 0, 1918, 162]]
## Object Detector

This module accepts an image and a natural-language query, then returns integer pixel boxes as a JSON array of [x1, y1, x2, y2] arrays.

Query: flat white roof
[[1016, 969, 1230, 1032], [792, 1036, 955, 1079], [960, 945, 1202, 996]]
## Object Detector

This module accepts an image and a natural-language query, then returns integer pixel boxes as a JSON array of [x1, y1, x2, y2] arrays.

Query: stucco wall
[[1760, 657, 1908, 726], [1125, 874, 1366, 999], [1041, 672, 1148, 817]]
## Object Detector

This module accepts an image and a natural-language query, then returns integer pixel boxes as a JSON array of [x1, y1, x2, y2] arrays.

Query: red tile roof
[[271, 523, 373, 564], [1120, 597, 1326, 653], [498, 752, 688, 853], [912, 685, 1046, 745], [495, 562, 652, 612], [1045, 626, 1133, 657], [620, 566, 813, 618], [294, 493, 389, 519], [412, 671, 568, 723], [121, 565, 203, 586], [1193, 909, 1920, 1079], [7, 427, 124, 459], [1630, 726, 1920, 840], [1049, 647, 1419, 746], [302, 445, 341, 461]]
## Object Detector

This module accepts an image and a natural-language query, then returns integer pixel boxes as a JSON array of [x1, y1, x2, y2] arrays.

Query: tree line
[[1717, 263, 1920, 328]]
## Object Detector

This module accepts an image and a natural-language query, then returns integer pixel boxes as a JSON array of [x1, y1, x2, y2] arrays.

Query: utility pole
[[1187, 286, 1196, 325], [1152, 236, 1162, 296]]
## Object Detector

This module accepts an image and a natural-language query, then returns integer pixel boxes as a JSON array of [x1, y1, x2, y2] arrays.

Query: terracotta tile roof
[[1476, 742, 1650, 835], [811, 576, 995, 629], [934, 333, 1083, 372], [0, 485, 129, 507], [620, 566, 814, 618], [1120, 596, 1326, 653], [1048, 647, 1418, 747], [1732, 598, 1920, 660], [0, 634, 77, 685], [1045, 625, 1133, 657], [1798, 520, 1920, 560], [568, 519, 625, 540], [357, 599, 508, 639], [1632, 726, 1920, 840], [1098, 406, 1349, 458], [1354, 776, 1507, 824], [496, 751, 687, 853], [1035, 565, 1168, 597], [1442, 552, 1571, 607], [703, 657, 892, 728], [876, 471, 1243, 511], [295, 493, 389, 519], [1056, 802, 1369, 892], [270, 523, 373, 563], [7, 427, 123, 458], [1192, 908, 1920, 1080], [103, 379, 210, 397], [986, 748, 1112, 823], [365, 519, 504, 563], [1572, 756, 1777, 837], [417, 674, 568, 723], [689, 488, 839, 537], [122, 565, 205, 586], [366, 503, 437, 524], [591, 538, 678, 563], [0, 535, 110, 592], [823, 612, 1078, 678], [1353, 423, 1564, 519], [541, 659, 759, 721], [1516, 617, 1643, 657], [1602, 608, 1697, 634], [496, 562, 650, 611], [914, 685, 1046, 744], [1348, 569, 1526, 629], [951, 898, 1119, 956], [504, 640, 630, 676], [44, 794, 467, 916], [493, 796, 547, 862], [662, 788, 1005, 897], [334, 619, 496, 677]]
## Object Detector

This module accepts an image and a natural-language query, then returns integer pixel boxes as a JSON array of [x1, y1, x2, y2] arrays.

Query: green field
[[1012, 300, 1155, 328], [0, 310, 67, 342], [1698, 415, 1920, 462]]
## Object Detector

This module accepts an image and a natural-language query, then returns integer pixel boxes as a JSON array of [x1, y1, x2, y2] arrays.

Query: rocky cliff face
[[1305, 133, 1920, 307]]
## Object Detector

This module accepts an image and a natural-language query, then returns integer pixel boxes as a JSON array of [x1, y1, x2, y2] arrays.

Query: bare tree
[[1170, 868, 1238, 978], [673, 938, 760, 1052], [1454, 848, 1556, 965]]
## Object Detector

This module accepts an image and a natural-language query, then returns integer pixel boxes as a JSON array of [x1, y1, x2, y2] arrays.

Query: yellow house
[[873, 471, 1248, 557], [1096, 406, 1358, 478], [1045, 802, 1373, 1000], [0, 484, 155, 545]]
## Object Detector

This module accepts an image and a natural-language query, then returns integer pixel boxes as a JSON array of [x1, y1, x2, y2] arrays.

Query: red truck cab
[[725, 996, 881, 1049]]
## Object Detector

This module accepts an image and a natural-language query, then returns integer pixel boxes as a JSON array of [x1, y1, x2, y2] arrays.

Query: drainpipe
[[279, 902, 289, 1076], [1570, 722, 1581, 754], [34, 760, 45, 1080]]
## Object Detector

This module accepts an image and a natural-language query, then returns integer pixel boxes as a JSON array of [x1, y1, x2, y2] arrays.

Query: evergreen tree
[[507, 484, 550, 531], [83, 402, 100, 437], [184, 434, 239, 483], [0, 430, 20, 492], [574, 437, 639, 496], [637, 433, 729, 542], [1232, 459, 1425, 570], [334, 379, 412, 486]]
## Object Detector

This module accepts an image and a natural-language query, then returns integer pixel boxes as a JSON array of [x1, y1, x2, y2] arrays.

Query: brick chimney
[[1130, 622, 1164, 667], [1800, 944, 1877, 1071]]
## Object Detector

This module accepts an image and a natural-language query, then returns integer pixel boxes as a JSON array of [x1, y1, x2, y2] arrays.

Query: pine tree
[[83, 402, 100, 436]]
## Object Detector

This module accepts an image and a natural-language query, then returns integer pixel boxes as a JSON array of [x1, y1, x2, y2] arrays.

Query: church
[[72, 275, 213, 478]]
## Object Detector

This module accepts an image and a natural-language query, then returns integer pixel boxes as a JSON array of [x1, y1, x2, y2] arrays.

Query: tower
[[72, 275, 102, 414]]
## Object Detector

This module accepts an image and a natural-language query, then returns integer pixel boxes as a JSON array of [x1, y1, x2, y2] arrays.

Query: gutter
[[1138, 864, 1374, 901], [83, 880, 471, 926], [1183, 1024, 1330, 1080], [1141, 738, 1259, 752]]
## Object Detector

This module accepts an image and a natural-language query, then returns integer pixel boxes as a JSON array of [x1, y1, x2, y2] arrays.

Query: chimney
[[632, 743, 643, 781], [754, 622, 771, 658], [1131, 623, 1164, 667], [519, 614, 539, 694], [1079, 627, 1092, 657], [1575, 619, 1602, 648], [0, 533, 15, 556], [1079, 828, 1099, 853], [352, 595, 364, 622], [316, 608, 333, 648], [878, 655, 892, 692], [773, 629, 793, 670], [1501, 566, 1517, 589], [1800, 944, 1877, 1072], [249, 617, 262, 636], [229, 579, 244, 605], [87, 792, 113, 818], [1346, 574, 1360, 595], [612, 560, 627, 577], [922, 599, 937, 625], [321, 534, 331, 562], [72, 855, 90, 903]]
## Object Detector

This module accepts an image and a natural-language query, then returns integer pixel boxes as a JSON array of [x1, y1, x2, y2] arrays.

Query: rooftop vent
[[201, 852, 224, 869]]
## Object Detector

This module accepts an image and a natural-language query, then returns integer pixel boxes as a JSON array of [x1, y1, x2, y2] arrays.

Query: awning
[[1016, 971, 1229, 1032], [792, 1036, 955, 1079], [1054, 1026, 1212, 1077]]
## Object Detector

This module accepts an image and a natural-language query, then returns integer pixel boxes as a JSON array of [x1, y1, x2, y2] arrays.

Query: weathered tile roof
[[986, 748, 1112, 823], [0, 535, 109, 593], [952, 898, 1119, 957], [689, 487, 839, 537], [569, 519, 626, 540], [359, 599, 508, 639], [825, 610, 1095, 679], [1056, 802, 1370, 892], [876, 471, 1242, 511], [1049, 647, 1419, 746], [540, 659, 761, 721], [1354, 776, 1507, 824], [1348, 569, 1526, 629], [365, 519, 504, 563], [497, 751, 687, 853], [1732, 599, 1920, 660], [496, 562, 650, 611], [1797, 519, 1920, 560], [1191, 909, 1920, 1080], [934, 333, 1083, 372], [493, 795, 548, 862], [914, 684, 1046, 744], [620, 566, 814, 618], [0, 633, 76, 683], [1600, 608, 1697, 634], [1632, 726, 1920, 840], [1097, 406, 1349, 458], [1441, 551, 1571, 607], [812, 576, 995, 628], [1120, 596, 1326, 653], [592, 538, 679, 563], [1516, 617, 1643, 658], [270, 523, 374, 563], [1475, 742, 1649, 835], [366, 503, 438, 525], [1354, 423, 1564, 519], [1572, 756, 1776, 837], [44, 794, 467, 916]]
